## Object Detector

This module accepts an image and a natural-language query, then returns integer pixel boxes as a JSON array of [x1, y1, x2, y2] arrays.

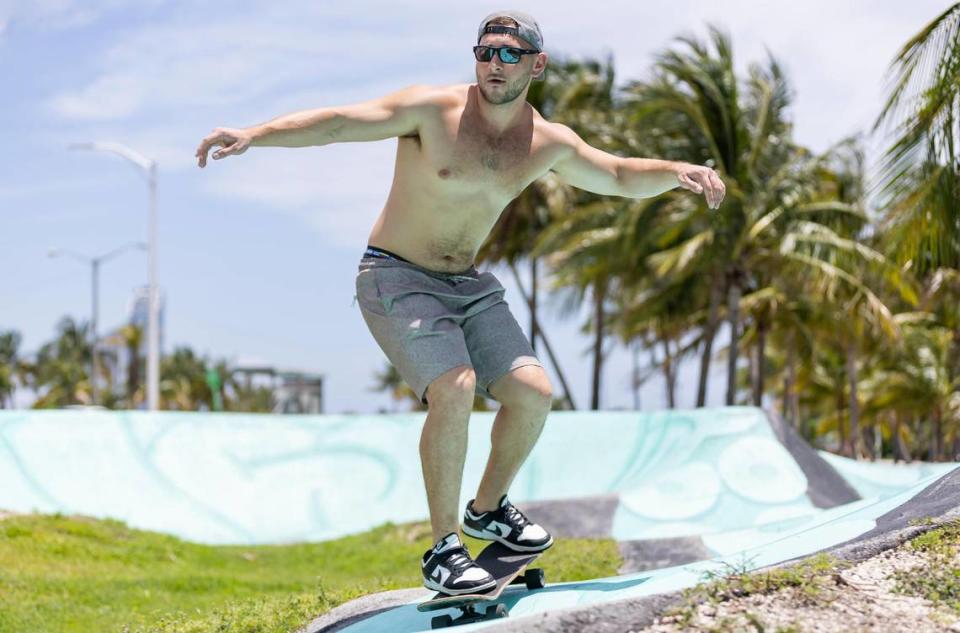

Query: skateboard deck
[[418, 541, 546, 629]]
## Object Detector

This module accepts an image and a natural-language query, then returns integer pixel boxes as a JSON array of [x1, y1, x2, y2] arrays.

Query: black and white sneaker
[[421, 532, 496, 595], [462, 494, 554, 553]]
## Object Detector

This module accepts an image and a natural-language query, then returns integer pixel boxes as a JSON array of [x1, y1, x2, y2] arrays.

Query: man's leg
[[421, 364, 478, 543], [471, 365, 552, 513]]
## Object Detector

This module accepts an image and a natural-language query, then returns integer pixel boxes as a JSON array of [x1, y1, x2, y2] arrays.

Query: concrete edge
[[298, 587, 432, 633], [482, 469, 960, 632]]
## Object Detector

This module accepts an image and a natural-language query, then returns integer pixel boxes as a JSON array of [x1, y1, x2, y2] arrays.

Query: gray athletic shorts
[[354, 248, 543, 405]]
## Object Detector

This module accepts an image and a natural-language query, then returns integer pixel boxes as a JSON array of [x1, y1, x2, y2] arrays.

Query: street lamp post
[[68, 142, 160, 411], [49, 243, 147, 405]]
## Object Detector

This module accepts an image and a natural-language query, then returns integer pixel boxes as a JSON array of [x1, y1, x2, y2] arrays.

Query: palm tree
[[802, 336, 852, 452], [621, 26, 911, 415], [230, 382, 274, 412], [160, 347, 210, 410], [616, 273, 704, 408], [29, 317, 93, 408], [620, 25, 794, 406], [873, 3, 960, 275], [0, 330, 21, 408], [118, 323, 143, 408], [370, 361, 426, 411], [864, 314, 959, 461], [534, 199, 620, 410], [870, 4, 960, 461]]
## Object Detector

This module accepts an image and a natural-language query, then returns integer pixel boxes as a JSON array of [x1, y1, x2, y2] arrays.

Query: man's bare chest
[[406, 114, 554, 196]]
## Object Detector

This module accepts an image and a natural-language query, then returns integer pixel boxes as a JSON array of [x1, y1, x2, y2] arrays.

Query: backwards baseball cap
[[477, 10, 546, 80]]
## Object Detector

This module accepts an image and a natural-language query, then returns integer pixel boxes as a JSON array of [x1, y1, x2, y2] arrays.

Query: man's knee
[[489, 365, 553, 411], [425, 365, 477, 412]]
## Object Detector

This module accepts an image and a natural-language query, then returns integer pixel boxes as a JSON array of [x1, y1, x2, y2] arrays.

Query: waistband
[[364, 245, 412, 263], [361, 245, 479, 282]]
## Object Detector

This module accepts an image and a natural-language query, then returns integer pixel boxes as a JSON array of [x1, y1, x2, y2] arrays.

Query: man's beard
[[478, 75, 529, 105]]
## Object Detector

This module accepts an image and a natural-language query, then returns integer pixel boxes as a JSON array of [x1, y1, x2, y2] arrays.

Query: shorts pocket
[[355, 269, 387, 316]]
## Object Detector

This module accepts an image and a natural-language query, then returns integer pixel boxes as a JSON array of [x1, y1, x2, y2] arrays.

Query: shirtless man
[[195, 10, 725, 595]]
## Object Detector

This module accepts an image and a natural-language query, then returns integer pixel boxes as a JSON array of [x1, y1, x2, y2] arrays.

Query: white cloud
[[199, 141, 396, 248], [46, 73, 147, 119], [2, 0, 166, 32], [43, 9, 458, 122]]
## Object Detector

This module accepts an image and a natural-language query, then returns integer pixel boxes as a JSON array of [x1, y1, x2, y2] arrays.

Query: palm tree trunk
[[725, 279, 742, 406], [934, 407, 943, 462], [752, 320, 767, 407], [784, 333, 797, 427], [590, 278, 606, 411], [127, 349, 140, 407], [864, 424, 876, 460], [912, 415, 922, 462], [662, 337, 676, 408], [697, 278, 723, 407], [530, 256, 539, 353], [846, 341, 862, 459], [893, 411, 909, 463], [837, 388, 848, 456], [632, 340, 641, 410], [507, 261, 576, 410]]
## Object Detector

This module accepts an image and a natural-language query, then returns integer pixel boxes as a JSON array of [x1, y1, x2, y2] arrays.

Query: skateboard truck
[[418, 542, 547, 629], [427, 568, 545, 629]]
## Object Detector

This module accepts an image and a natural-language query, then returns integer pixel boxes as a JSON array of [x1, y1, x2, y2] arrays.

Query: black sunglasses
[[473, 45, 540, 64]]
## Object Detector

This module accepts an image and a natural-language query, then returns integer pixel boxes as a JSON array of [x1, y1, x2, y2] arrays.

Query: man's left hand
[[675, 163, 726, 210]]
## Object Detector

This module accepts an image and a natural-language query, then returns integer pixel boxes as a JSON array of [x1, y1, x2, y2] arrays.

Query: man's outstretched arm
[[195, 84, 435, 168], [549, 124, 726, 209]]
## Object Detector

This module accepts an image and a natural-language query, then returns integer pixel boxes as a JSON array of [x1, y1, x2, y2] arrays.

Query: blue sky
[[1, 0, 946, 413]]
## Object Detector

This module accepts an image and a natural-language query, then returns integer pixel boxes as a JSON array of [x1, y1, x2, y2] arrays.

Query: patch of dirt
[[643, 538, 960, 633]]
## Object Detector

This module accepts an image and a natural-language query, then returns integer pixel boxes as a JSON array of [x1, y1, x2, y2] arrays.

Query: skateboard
[[417, 541, 546, 629]]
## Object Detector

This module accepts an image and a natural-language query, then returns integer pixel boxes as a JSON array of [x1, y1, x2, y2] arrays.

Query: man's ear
[[533, 52, 548, 79]]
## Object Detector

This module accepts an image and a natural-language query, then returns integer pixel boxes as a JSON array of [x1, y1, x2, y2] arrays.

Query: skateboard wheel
[[431, 614, 454, 629], [525, 568, 545, 589], [486, 604, 508, 618]]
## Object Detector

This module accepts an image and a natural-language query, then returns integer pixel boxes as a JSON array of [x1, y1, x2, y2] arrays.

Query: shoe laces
[[440, 546, 475, 575], [503, 503, 531, 531]]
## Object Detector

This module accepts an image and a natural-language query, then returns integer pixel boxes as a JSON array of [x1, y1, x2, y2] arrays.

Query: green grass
[[659, 552, 847, 630], [656, 516, 960, 632], [891, 518, 960, 613], [0, 513, 622, 633]]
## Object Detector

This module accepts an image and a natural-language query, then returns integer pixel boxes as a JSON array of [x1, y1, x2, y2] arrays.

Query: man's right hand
[[195, 127, 255, 168]]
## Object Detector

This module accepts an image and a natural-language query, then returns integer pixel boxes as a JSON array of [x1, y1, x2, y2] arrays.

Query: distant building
[[98, 285, 165, 404], [129, 285, 165, 356], [232, 366, 325, 414]]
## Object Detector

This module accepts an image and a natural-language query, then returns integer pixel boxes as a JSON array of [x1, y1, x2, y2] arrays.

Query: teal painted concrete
[[817, 450, 958, 499], [0, 408, 951, 547], [608, 409, 812, 540]]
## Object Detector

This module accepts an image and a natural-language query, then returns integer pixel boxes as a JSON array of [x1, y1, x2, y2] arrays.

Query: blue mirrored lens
[[499, 48, 521, 63]]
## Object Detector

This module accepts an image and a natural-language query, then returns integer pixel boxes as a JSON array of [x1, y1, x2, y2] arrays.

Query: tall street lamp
[[49, 242, 147, 405], [68, 142, 160, 411]]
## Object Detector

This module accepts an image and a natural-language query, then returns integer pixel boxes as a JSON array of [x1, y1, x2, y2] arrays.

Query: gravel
[[643, 536, 960, 633]]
